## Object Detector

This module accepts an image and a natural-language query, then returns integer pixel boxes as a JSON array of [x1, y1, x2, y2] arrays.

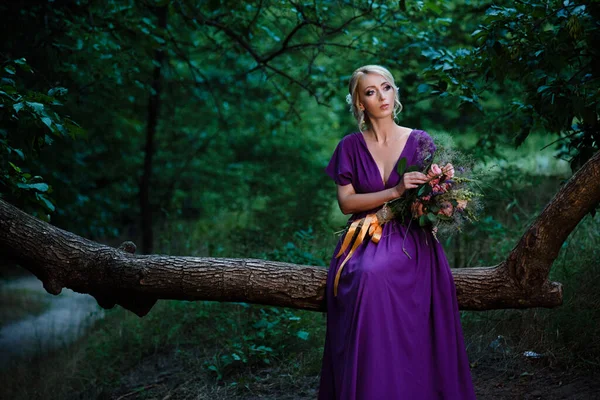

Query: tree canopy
[[1, 0, 598, 249]]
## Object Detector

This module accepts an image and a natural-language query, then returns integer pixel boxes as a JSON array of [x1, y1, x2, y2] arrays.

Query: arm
[[336, 171, 429, 215]]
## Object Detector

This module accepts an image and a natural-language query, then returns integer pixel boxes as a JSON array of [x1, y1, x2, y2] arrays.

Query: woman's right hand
[[394, 171, 429, 197]]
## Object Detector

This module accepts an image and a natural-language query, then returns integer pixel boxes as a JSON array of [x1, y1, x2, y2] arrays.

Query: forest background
[[0, 0, 599, 399]]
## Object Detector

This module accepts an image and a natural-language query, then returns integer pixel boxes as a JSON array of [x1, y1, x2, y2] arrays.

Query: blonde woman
[[318, 65, 476, 399]]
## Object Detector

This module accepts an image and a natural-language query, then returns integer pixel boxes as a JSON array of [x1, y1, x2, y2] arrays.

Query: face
[[357, 73, 395, 121]]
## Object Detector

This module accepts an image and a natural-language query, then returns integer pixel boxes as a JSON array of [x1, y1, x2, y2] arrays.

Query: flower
[[345, 93, 353, 105], [443, 164, 455, 178], [428, 163, 442, 178], [439, 201, 454, 217], [432, 184, 444, 195], [456, 199, 468, 210], [429, 178, 440, 186]]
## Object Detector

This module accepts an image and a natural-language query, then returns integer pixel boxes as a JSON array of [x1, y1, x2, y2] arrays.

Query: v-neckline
[[358, 129, 415, 187]]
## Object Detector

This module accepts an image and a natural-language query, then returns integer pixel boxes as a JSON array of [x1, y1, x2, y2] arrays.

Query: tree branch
[[2, 148, 598, 317]]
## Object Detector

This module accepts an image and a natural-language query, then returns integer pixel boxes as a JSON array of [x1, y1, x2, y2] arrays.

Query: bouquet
[[387, 157, 481, 241], [333, 133, 483, 296]]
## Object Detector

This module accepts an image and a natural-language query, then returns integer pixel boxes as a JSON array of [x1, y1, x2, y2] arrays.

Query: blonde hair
[[347, 65, 403, 131]]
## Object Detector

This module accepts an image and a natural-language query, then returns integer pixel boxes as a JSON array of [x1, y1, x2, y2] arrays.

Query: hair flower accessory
[[345, 93, 354, 113]]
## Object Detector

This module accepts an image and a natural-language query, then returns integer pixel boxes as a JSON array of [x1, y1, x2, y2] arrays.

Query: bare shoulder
[[396, 125, 415, 140]]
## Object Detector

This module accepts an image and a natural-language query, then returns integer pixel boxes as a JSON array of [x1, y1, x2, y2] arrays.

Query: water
[[0, 276, 104, 367]]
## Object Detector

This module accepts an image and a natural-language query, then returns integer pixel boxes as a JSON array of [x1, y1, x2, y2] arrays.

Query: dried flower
[[439, 201, 454, 217]]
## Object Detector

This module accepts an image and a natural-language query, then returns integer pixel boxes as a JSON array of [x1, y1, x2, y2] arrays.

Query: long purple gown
[[318, 130, 477, 399]]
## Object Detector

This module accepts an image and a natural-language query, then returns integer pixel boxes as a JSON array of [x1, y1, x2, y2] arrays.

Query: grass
[[1, 299, 326, 399], [461, 214, 600, 370]]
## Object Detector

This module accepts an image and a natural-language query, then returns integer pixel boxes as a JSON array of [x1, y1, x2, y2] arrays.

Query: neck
[[366, 118, 398, 143]]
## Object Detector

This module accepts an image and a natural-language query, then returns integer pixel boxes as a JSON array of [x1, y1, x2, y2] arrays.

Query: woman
[[318, 65, 477, 399]]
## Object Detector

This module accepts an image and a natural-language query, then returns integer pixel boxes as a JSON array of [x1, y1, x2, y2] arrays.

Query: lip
[[380, 104, 390, 110]]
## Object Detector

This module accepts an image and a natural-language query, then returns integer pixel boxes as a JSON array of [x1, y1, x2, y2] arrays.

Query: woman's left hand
[[442, 163, 455, 178]]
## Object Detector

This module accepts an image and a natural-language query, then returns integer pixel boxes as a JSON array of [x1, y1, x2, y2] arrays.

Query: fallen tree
[[1, 150, 598, 317]]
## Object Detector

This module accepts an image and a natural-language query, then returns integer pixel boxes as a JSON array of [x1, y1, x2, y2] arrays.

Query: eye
[[365, 90, 374, 96], [384, 85, 392, 91]]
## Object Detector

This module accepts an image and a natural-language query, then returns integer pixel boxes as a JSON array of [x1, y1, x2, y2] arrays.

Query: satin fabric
[[318, 130, 477, 399]]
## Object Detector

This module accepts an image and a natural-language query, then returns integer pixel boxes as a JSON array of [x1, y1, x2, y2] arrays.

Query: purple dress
[[318, 130, 476, 399]]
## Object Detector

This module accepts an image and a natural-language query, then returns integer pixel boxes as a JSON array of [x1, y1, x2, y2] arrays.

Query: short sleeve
[[325, 137, 353, 186]]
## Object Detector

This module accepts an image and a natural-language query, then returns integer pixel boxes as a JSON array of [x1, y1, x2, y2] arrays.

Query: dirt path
[[0, 276, 103, 367]]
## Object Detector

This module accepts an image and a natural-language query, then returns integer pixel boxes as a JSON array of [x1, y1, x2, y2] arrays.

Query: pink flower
[[429, 178, 440, 186], [443, 163, 455, 178], [428, 163, 442, 178], [438, 201, 454, 217], [421, 195, 431, 202], [432, 184, 444, 194]]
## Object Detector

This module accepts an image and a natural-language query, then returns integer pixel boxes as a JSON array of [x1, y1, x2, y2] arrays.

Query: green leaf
[[297, 330, 310, 340], [16, 182, 49, 192], [417, 184, 432, 196], [13, 102, 23, 113], [396, 157, 407, 175], [406, 165, 420, 173], [426, 212, 437, 223], [12, 148, 24, 160], [36, 193, 55, 212], [537, 85, 550, 93], [48, 87, 68, 97], [41, 117, 53, 130], [25, 101, 45, 115], [1, 85, 17, 95], [9, 162, 21, 172], [419, 215, 427, 226], [4, 65, 16, 75], [14, 58, 32, 73]]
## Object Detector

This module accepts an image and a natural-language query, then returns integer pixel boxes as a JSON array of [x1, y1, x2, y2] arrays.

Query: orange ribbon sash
[[333, 213, 382, 296]]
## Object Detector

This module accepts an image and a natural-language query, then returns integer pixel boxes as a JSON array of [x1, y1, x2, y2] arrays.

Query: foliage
[[421, 0, 599, 170], [0, 58, 83, 219]]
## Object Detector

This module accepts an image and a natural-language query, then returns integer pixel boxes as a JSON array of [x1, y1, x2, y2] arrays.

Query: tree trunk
[[0, 151, 598, 317], [140, 5, 168, 254]]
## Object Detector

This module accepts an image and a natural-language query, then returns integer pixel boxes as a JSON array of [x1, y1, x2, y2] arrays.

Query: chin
[[377, 110, 394, 119]]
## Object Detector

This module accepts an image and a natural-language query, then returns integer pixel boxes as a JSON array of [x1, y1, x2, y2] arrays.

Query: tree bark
[[0, 151, 598, 317]]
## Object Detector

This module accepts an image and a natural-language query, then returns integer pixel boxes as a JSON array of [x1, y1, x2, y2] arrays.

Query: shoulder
[[339, 131, 362, 145], [332, 132, 361, 153], [411, 129, 436, 147], [411, 129, 433, 141]]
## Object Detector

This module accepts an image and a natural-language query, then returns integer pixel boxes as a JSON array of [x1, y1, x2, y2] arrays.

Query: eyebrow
[[364, 82, 390, 90]]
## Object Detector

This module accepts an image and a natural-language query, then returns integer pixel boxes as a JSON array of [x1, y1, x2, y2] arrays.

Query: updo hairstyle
[[347, 65, 403, 131]]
